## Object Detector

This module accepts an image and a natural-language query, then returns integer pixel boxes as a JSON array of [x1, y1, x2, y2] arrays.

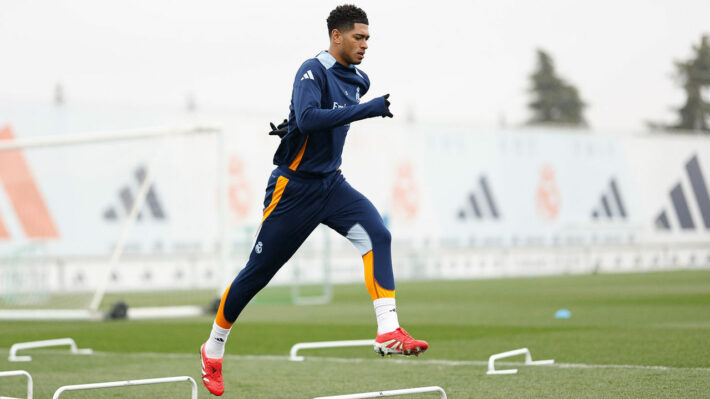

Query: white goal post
[[0, 125, 228, 320]]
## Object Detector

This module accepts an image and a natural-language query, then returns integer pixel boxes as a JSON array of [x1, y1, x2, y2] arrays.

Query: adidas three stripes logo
[[300, 70, 315, 81], [457, 175, 501, 221], [655, 155, 710, 231], [103, 165, 166, 222], [591, 178, 627, 220]]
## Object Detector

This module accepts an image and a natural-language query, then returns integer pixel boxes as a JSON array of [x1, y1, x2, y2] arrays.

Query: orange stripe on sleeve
[[288, 136, 309, 171]]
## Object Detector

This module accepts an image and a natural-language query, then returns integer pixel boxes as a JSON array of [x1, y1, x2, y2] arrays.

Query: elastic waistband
[[276, 165, 340, 183]]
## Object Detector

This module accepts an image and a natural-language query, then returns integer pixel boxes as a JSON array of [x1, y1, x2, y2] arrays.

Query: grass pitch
[[1, 270, 709, 398]]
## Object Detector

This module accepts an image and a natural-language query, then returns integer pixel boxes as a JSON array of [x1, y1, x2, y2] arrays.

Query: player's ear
[[331, 29, 342, 44]]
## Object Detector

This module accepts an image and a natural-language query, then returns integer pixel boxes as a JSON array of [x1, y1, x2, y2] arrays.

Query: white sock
[[204, 321, 231, 358], [374, 297, 400, 334]]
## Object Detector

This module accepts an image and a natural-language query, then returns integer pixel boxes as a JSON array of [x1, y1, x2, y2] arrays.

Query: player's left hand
[[268, 119, 289, 138], [382, 94, 394, 118]]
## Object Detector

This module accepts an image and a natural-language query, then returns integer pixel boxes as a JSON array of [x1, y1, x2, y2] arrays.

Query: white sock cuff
[[373, 297, 399, 334], [373, 297, 396, 309], [212, 321, 231, 336]]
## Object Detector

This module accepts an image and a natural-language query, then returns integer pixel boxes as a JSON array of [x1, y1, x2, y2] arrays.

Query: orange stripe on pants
[[261, 176, 289, 223], [215, 284, 234, 329], [362, 250, 395, 300]]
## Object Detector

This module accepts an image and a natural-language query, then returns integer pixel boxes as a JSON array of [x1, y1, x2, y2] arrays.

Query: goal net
[[0, 124, 227, 320]]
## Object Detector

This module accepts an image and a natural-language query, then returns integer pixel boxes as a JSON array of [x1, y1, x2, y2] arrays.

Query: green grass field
[[1, 270, 709, 398]]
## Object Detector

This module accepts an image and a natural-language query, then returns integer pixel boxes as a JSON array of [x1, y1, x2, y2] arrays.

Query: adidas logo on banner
[[300, 70, 314, 81], [591, 178, 627, 220], [457, 175, 501, 221], [655, 155, 710, 231], [103, 166, 166, 222]]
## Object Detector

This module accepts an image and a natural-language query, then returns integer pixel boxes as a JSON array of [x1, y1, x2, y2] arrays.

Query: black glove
[[382, 94, 393, 118], [268, 119, 289, 138]]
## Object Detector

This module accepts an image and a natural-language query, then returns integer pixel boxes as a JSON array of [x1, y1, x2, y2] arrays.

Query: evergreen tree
[[673, 35, 710, 132], [527, 49, 587, 127]]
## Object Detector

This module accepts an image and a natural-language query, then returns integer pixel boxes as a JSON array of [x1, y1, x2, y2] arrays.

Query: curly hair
[[326, 4, 368, 37]]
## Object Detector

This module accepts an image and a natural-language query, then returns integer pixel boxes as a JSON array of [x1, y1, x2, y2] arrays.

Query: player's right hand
[[268, 119, 289, 138], [382, 94, 393, 118]]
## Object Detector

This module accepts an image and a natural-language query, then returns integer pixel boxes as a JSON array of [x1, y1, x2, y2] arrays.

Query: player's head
[[327, 4, 369, 65]]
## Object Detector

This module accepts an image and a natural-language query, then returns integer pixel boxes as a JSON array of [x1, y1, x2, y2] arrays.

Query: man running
[[200, 5, 428, 396]]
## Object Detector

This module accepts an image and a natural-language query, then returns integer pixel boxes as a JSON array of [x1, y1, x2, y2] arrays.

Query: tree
[[672, 35, 710, 132], [527, 49, 587, 127]]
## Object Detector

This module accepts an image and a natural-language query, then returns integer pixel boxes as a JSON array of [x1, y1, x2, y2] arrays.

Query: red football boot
[[374, 327, 429, 356], [200, 343, 224, 396]]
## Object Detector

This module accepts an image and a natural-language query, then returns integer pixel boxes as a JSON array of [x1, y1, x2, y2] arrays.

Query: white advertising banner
[[348, 125, 710, 247], [1, 106, 708, 291]]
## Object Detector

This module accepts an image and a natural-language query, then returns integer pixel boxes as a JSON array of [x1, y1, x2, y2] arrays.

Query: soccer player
[[200, 4, 428, 396]]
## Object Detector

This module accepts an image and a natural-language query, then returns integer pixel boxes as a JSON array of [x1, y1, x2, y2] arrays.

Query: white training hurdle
[[51, 376, 197, 399], [0, 370, 33, 399], [289, 339, 374, 361], [487, 347, 554, 375], [313, 386, 447, 399], [8, 338, 93, 362]]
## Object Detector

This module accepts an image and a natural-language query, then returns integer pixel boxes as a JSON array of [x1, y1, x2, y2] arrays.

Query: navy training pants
[[215, 166, 395, 327]]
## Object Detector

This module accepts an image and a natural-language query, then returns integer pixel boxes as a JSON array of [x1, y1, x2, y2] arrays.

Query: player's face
[[341, 23, 369, 65]]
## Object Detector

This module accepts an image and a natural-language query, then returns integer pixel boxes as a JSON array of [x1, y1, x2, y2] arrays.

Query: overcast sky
[[1, 0, 709, 131]]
